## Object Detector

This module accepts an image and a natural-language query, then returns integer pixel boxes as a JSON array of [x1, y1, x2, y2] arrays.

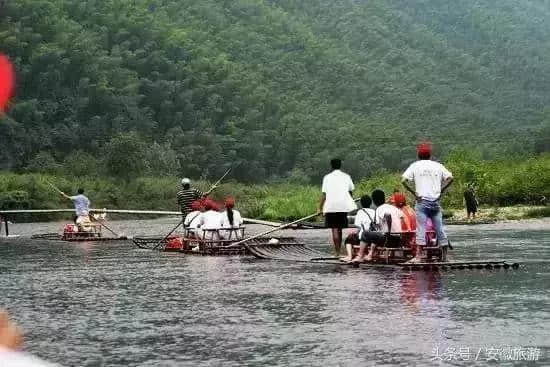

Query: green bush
[[0, 190, 30, 210], [525, 207, 550, 218], [2, 153, 550, 222]]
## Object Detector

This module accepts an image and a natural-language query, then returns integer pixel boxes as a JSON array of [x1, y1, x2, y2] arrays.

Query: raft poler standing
[[59, 188, 91, 229], [402, 142, 453, 262], [177, 178, 215, 218], [318, 159, 357, 257]]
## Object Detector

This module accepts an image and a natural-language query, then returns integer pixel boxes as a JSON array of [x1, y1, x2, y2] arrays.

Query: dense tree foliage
[[1, 0, 548, 182]]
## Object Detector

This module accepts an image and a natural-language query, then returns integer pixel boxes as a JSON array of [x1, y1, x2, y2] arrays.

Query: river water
[[0, 218, 549, 366]]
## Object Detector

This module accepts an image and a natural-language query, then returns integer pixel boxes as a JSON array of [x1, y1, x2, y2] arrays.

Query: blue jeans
[[416, 199, 448, 247]]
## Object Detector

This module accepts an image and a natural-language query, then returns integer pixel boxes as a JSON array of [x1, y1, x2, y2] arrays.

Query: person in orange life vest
[[391, 192, 417, 247]]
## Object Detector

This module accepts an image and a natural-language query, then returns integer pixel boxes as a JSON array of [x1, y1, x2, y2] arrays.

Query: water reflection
[[400, 271, 443, 310], [0, 219, 549, 365]]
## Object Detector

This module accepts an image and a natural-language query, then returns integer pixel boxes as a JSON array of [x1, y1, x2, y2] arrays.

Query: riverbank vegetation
[[1, 153, 549, 222]]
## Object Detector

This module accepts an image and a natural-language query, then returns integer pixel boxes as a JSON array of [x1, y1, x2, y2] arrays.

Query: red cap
[[191, 200, 202, 211], [0, 54, 15, 112], [417, 142, 432, 158], [225, 197, 235, 208], [392, 193, 407, 207], [204, 198, 221, 211]]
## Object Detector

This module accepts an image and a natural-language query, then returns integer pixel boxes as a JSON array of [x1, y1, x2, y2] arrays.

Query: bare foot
[[351, 256, 365, 263], [340, 256, 353, 262]]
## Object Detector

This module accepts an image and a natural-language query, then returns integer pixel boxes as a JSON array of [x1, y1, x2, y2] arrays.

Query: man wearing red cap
[[402, 142, 453, 262]]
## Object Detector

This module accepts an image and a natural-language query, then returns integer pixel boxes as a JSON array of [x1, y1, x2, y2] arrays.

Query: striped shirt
[[177, 189, 203, 217]]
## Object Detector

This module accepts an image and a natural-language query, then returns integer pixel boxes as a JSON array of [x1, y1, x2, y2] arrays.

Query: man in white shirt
[[318, 159, 357, 257], [352, 190, 404, 262], [402, 142, 453, 262], [343, 195, 375, 261]]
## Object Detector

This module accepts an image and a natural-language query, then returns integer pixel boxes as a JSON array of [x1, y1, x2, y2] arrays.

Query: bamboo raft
[[131, 223, 521, 271], [31, 232, 127, 242], [132, 229, 322, 258]]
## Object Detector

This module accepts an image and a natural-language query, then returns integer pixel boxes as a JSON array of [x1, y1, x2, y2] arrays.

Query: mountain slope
[[0, 0, 547, 182]]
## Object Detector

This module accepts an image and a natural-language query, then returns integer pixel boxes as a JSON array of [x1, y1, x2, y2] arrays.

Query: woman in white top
[[199, 199, 223, 239], [221, 197, 244, 239]]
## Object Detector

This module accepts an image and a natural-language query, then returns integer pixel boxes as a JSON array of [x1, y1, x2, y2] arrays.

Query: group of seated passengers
[[183, 197, 244, 239], [343, 189, 435, 263]]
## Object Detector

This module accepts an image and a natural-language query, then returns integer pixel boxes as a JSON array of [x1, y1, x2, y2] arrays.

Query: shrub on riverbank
[[525, 207, 550, 219], [1, 153, 550, 221]]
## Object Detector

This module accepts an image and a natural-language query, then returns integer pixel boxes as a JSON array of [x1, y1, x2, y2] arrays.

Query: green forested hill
[[1, 0, 549, 182]]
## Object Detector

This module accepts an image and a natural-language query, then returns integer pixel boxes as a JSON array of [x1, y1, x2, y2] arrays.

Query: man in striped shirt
[[177, 178, 204, 218]]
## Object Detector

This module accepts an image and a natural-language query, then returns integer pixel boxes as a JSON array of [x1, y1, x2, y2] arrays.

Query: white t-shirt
[[402, 160, 453, 201], [184, 210, 202, 229], [321, 170, 357, 213], [221, 209, 243, 228], [354, 208, 376, 237], [375, 204, 403, 233], [70, 194, 90, 216], [199, 210, 223, 230]]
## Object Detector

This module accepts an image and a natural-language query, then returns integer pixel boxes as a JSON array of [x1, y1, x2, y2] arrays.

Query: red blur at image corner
[[0, 53, 15, 113]]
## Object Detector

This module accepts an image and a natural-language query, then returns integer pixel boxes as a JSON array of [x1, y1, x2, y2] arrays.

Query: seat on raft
[[352, 230, 441, 263]]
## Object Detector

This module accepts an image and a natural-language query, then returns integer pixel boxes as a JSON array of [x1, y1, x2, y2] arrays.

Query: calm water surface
[[0, 218, 549, 366]]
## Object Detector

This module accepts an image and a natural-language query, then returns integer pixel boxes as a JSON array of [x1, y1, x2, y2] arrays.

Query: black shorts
[[344, 232, 360, 246], [360, 232, 401, 248], [325, 212, 348, 229]]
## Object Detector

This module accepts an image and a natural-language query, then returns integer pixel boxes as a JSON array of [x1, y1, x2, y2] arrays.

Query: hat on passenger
[[392, 193, 407, 208], [191, 200, 202, 211], [204, 198, 219, 211], [225, 197, 235, 209], [181, 178, 191, 185]]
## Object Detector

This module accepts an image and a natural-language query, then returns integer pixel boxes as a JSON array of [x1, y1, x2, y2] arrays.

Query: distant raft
[[31, 223, 127, 242], [132, 227, 322, 258]]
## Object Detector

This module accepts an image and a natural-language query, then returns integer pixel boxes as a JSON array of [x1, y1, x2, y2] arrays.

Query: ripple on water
[[0, 218, 549, 366]]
